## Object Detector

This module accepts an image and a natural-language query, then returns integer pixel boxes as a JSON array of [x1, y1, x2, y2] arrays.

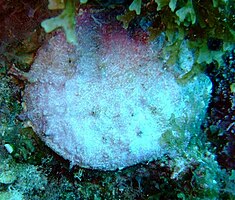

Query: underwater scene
[[0, 0, 234, 199]]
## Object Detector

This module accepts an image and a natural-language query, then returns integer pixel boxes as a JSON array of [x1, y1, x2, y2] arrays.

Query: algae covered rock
[[24, 9, 212, 170]]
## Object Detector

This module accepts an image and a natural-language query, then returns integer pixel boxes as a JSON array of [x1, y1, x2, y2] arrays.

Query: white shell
[[4, 144, 14, 154], [24, 10, 212, 170]]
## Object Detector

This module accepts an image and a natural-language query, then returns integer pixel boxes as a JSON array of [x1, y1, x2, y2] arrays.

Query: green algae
[[116, 10, 136, 29], [129, 0, 142, 15], [41, 0, 77, 44], [115, 0, 235, 71]]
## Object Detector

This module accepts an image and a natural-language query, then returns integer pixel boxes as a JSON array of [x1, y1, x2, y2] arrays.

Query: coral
[[225, 170, 235, 197], [0, 156, 47, 199], [0, 191, 23, 200], [204, 49, 235, 170], [0, 73, 48, 164], [0, 76, 21, 139], [0, 0, 48, 43]]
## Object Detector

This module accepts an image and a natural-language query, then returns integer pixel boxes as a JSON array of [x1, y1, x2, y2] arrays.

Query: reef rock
[[24, 10, 212, 170]]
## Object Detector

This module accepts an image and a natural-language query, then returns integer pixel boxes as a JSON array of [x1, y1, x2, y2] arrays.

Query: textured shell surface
[[24, 10, 212, 170]]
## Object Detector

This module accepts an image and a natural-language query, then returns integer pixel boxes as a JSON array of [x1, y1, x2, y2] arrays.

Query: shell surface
[[24, 10, 212, 170]]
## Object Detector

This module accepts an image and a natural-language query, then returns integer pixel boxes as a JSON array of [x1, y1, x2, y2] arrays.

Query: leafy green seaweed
[[41, 0, 77, 44], [129, 0, 142, 15]]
